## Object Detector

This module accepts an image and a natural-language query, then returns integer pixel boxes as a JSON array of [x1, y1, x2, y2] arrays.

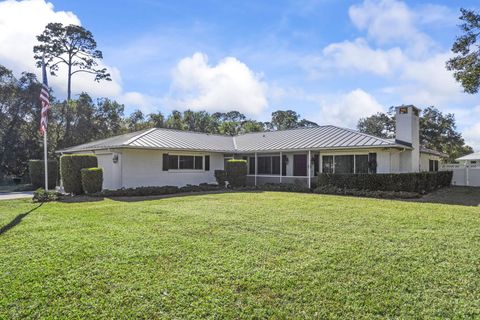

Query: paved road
[[0, 191, 33, 201]]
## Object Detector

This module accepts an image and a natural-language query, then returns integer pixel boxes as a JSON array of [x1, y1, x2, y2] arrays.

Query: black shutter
[[162, 154, 169, 171], [205, 155, 210, 171], [313, 154, 319, 176]]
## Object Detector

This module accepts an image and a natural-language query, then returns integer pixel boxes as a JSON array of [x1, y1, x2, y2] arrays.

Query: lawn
[[1, 192, 479, 319]]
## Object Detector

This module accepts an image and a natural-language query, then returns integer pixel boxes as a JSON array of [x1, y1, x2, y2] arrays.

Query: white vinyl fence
[[441, 164, 480, 187]]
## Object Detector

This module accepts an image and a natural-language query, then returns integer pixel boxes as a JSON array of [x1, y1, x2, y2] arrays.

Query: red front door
[[293, 154, 307, 176]]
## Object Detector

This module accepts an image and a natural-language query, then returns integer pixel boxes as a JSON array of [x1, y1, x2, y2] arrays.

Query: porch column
[[308, 150, 311, 189], [255, 152, 258, 186], [280, 151, 282, 184]]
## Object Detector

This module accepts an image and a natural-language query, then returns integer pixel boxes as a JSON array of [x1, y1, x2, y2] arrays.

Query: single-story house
[[58, 105, 446, 190]]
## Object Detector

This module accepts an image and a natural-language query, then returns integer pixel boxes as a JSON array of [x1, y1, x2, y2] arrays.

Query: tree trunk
[[67, 62, 72, 101]]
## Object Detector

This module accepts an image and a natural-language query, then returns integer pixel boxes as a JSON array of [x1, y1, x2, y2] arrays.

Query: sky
[[0, 0, 479, 150]]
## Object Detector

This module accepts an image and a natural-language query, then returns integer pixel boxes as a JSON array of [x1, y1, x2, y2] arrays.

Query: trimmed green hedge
[[317, 171, 453, 193], [214, 170, 227, 187], [225, 159, 247, 187], [28, 160, 58, 189], [32, 188, 60, 202], [60, 154, 98, 195], [81, 168, 103, 194]]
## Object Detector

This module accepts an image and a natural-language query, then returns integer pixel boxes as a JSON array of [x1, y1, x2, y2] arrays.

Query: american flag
[[39, 57, 50, 135]]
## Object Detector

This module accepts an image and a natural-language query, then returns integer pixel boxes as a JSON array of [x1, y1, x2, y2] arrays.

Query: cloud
[[309, 89, 384, 128], [464, 123, 480, 152], [167, 52, 268, 115], [348, 0, 437, 55], [315, 38, 405, 76]]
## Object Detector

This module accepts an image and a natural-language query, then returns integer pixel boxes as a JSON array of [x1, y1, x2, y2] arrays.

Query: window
[[322, 154, 374, 174], [257, 156, 281, 175], [429, 159, 439, 172], [163, 154, 204, 170], [169, 155, 179, 170], [355, 155, 369, 174], [313, 154, 319, 176], [335, 155, 354, 174], [322, 156, 334, 173]]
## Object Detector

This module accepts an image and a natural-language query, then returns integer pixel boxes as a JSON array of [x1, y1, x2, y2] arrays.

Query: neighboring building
[[456, 152, 480, 165], [57, 105, 445, 190]]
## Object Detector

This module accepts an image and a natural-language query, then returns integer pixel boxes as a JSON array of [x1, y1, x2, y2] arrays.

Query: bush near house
[[81, 168, 103, 194], [28, 160, 58, 189], [32, 188, 60, 202], [60, 154, 98, 195], [214, 170, 227, 187], [317, 171, 453, 193], [225, 159, 247, 187]]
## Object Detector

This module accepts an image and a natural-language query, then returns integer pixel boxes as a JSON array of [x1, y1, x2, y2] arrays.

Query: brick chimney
[[395, 105, 420, 172]]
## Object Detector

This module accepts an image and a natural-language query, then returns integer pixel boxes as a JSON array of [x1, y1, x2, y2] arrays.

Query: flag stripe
[[39, 59, 50, 135]]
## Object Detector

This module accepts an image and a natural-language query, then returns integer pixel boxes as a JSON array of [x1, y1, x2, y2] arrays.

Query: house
[[456, 152, 480, 165], [57, 105, 445, 190]]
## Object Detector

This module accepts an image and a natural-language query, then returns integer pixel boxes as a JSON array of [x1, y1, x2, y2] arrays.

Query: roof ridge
[[149, 127, 233, 138], [235, 125, 329, 136], [125, 128, 157, 145]]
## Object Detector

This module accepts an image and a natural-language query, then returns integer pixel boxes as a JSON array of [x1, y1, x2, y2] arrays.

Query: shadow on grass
[[0, 203, 43, 236], [406, 186, 480, 207]]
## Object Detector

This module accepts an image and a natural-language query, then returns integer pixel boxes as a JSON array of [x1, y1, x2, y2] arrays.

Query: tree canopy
[[33, 23, 111, 100], [446, 8, 480, 94], [357, 106, 473, 162]]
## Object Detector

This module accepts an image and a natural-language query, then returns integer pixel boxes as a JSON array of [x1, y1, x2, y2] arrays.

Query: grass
[[1, 192, 479, 319]]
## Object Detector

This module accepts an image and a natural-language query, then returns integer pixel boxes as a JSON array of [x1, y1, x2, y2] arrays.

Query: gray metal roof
[[58, 125, 411, 154], [456, 152, 480, 161]]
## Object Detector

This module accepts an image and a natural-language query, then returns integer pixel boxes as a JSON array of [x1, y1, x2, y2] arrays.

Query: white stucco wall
[[120, 149, 224, 188], [419, 153, 441, 172]]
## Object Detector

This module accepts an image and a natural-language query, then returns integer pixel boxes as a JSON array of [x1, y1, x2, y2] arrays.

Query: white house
[[57, 105, 445, 190]]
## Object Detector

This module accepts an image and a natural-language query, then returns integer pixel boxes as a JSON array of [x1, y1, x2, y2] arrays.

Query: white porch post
[[255, 152, 258, 186], [280, 151, 282, 184], [308, 150, 311, 189]]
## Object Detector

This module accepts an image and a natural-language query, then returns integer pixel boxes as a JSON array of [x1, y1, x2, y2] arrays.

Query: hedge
[[317, 171, 453, 193], [81, 168, 103, 194], [32, 188, 60, 202], [60, 154, 98, 195], [28, 160, 58, 189], [214, 170, 227, 187], [225, 159, 247, 187], [97, 183, 221, 197]]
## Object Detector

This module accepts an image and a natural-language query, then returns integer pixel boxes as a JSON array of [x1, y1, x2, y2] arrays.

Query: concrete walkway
[[0, 191, 33, 201]]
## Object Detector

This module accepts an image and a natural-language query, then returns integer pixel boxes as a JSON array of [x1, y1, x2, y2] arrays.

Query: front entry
[[293, 154, 307, 176]]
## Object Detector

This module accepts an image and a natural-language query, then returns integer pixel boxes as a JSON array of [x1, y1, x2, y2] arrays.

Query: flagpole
[[44, 128, 48, 191]]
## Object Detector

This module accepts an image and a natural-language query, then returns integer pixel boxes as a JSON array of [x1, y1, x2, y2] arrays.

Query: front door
[[293, 154, 307, 176]]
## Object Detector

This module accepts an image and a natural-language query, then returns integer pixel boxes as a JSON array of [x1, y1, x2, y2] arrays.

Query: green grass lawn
[[1, 192, 479, 319]]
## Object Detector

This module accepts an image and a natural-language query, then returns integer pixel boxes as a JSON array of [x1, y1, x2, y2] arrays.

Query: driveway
[[0, 191, 33, 201]]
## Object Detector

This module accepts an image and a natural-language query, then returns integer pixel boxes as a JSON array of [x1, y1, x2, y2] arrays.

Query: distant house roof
[[57, 125, 415, 154], [456, 152, 480, 161], [420, 147, 448, 158]]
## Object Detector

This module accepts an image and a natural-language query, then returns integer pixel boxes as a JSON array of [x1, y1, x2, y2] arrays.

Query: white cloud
[[311, 89, 384, 128], [0, 0, 140, 104], [168, 52, 268, 115], [318, 38, 405, 75], [348, 0, 434, 55], [464, 123, 480, 152]]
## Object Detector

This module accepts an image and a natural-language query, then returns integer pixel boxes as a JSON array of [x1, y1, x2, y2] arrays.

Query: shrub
[[60, 154, 98, 195], [313, 185, 421, 199], [28, 160, 58, 189], [214, 170, 227, 187], [33, 188, 60, 202], [225, 159, 247, 188], [316, 171, 453, 194], [81, 168, 103, 194]]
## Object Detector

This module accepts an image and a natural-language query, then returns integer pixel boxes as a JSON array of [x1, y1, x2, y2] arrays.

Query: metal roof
[[58, 125, 412, 153], [456, 152, 480, 161]]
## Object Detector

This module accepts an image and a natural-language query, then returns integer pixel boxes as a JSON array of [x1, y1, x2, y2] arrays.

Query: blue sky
[[0, 0, 479, 150]]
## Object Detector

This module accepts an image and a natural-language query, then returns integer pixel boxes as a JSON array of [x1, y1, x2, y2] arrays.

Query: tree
[[128, 110, 149, 132], [357, 106, 473, 161], [446, 9, 480, 94], [357, 111, 395, 138], [34, 23, 111, 101], [148, 112, 165, 128], [270, 110, 318, 130]]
